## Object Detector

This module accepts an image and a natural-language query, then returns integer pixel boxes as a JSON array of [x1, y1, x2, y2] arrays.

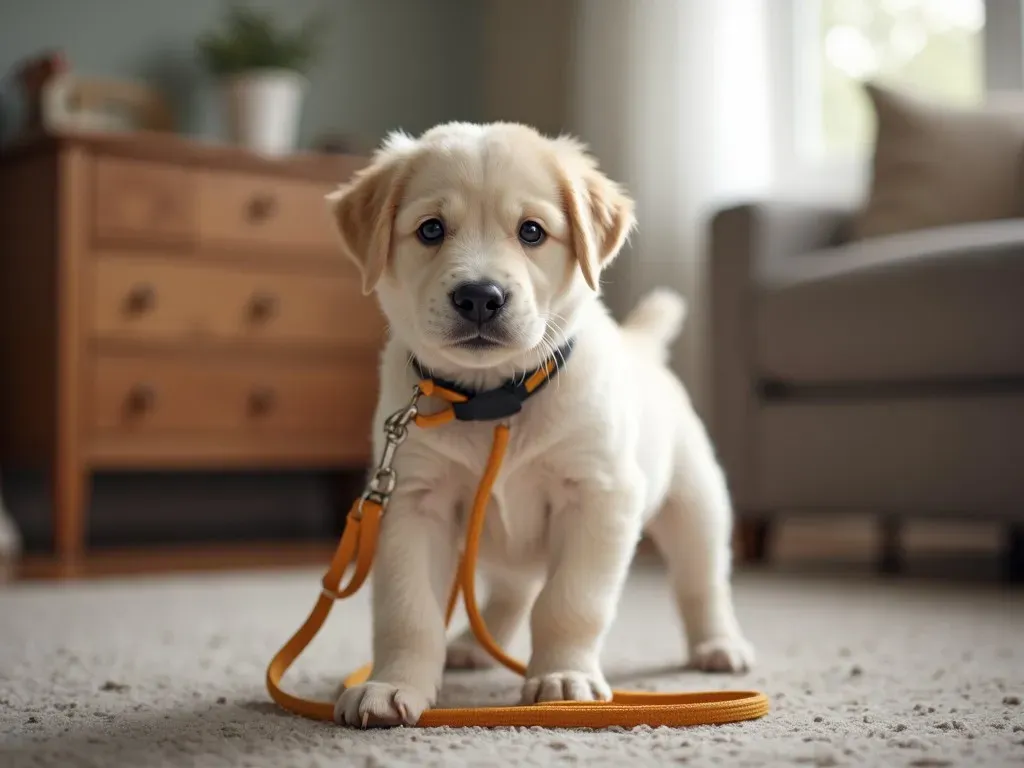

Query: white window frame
[[768, 0, 1024, 202]]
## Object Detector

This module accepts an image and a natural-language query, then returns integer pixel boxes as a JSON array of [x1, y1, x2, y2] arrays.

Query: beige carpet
[[1, 562, 1022, 767]]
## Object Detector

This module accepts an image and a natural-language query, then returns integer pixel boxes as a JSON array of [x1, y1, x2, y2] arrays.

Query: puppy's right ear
[[326, 134, 414, 294], [553, 137, 636, 291]]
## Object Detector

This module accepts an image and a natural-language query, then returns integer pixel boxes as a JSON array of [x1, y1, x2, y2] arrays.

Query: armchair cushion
[[855, 82, 1024, 240], [754, 220, 1024, 385]]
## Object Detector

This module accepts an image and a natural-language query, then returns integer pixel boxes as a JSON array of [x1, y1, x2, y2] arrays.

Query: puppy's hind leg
[[645, 427, 754, 673], [446, 569, 541, 670]]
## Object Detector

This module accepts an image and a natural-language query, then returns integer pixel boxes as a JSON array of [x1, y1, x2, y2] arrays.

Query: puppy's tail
[[622, 288, 687, 359]]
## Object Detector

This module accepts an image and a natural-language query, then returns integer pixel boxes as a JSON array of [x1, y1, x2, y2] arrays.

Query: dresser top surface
[[0, 130, 369, 183]]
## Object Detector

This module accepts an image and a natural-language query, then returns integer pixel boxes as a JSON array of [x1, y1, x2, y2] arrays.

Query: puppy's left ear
[[557, 140, 636, 291], [326, 134, 414, 294]]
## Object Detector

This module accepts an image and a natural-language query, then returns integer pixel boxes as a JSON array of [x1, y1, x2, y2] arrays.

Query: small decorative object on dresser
[[198, 4, 324, 156], [14, 50, 173, 141], [41, 75, 175, 135], [0, 132, 385, 570], [15, 50, 69, 137]]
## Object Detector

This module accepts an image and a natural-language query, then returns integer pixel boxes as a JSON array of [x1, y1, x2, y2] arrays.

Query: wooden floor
[[11, 540, 338, 581]]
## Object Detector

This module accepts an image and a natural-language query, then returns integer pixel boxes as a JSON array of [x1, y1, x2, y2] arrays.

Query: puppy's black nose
[[450, 281, 507, 324]]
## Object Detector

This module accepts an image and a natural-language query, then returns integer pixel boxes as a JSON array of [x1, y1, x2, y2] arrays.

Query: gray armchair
[[709, 203, 1024, 579]]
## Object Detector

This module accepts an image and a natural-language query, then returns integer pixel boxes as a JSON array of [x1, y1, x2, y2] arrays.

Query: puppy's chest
[[434, 425, 571, 568], [475, 461, 561, 568]]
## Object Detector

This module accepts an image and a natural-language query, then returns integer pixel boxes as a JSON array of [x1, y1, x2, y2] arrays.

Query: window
[[800, 0, 986, 159]]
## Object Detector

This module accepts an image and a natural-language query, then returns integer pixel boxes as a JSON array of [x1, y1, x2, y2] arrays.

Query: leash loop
[[265, 366, 771, 729]]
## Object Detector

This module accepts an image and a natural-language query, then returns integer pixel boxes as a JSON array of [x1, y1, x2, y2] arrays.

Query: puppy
[[327, 122, 753, 727]]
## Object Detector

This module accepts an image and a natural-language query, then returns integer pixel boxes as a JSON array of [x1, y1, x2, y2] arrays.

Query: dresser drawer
[[93, 157, 195, 246], [89, 355, 378, 435], [196, 169, 336, 253], [91, 256, 384, 349]]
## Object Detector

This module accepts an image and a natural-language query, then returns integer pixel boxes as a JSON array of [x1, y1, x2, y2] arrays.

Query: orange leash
[[266, 378, 770, 728]]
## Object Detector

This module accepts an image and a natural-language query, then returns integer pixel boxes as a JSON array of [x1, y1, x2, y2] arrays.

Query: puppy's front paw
[[521, 671, 612, 704], [689, 635, 755, 673], [445, 635, 497, 670], [334, 682, 431, 727]]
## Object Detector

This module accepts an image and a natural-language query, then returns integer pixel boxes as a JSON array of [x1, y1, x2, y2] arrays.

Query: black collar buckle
[[451, 385, 524, 422], [413, 339, 575, 424]]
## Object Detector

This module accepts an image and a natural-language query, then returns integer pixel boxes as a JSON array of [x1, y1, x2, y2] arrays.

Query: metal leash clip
[[354, 386, 422, 518]]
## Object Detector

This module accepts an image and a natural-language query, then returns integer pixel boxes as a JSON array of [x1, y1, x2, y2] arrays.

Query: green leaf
[[196, 1, 324, 75]]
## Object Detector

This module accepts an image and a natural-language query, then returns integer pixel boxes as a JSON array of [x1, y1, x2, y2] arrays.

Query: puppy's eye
[[417, 218, 445, 245], [518, 220, 546, 246]]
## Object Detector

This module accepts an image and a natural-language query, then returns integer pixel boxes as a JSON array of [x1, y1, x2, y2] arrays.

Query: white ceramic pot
[[222, 68, 307, 156]]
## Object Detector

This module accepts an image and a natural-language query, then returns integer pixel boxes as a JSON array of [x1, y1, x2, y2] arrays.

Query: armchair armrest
[[712, 202, 854, 281], [762, 217, 1024, 289], [707, 202, 854, 508]]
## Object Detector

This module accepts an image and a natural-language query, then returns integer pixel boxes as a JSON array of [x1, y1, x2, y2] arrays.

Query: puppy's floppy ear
[[555, 138, 636, 291], [326, 132, 415, 295]]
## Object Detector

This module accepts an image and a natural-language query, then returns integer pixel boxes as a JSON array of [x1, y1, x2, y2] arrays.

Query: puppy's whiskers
[[540, 313, 573, 390]]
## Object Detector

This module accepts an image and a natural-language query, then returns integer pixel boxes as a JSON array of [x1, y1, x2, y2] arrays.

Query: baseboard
[[772, 515, 1002, 564]]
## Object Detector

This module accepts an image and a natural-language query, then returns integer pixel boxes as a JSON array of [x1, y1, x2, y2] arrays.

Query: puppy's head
[[327, 122, 634, 372]]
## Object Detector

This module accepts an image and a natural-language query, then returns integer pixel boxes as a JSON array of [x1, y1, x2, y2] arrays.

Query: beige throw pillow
[[854, 82, 1024, 240]]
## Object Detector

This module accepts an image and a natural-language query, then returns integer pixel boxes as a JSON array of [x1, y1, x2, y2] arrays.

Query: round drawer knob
[[125, 284, 156, 314], [247, 194, 276, 222], [248, 387, 276, 416], [126, 383, 157, 414], [248, 293, 277, 322]]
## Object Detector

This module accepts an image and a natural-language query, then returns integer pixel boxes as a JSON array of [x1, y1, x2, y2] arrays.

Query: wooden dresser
[[0, 131, 383, 566]]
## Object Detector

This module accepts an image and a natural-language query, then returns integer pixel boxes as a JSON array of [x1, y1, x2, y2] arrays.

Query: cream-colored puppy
[[327, 122, 752, 727]]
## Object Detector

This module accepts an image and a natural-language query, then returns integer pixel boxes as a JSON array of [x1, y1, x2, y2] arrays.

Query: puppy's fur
[[327, 122, 752, 727]]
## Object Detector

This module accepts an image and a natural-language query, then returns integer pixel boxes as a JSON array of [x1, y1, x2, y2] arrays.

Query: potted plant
[[198, 3, 323, 156]]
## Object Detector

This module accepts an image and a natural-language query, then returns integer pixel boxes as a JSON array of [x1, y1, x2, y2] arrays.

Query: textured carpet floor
[[1, 563, 1022, 767]]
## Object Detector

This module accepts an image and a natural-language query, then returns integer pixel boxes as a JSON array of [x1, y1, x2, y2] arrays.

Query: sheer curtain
[[565, 0, 773, 415]]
